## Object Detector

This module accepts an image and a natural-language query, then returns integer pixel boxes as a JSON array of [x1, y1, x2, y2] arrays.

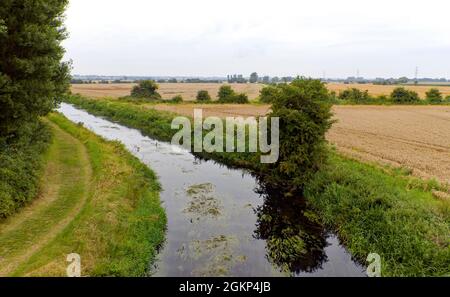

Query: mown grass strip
[[0, 113, 166, 276]]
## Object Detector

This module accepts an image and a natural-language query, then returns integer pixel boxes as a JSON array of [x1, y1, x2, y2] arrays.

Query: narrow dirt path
[[0, 121, 92, 276]]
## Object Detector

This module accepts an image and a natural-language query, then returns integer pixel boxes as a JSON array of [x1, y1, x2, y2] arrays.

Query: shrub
[[263, 78, 334, 192], [131, 80, 161, 100], [0, 121, 51, 218], [196, 90, 212, 102], [233, 93, 249, 104], [390, 87, 420, 104], [169, 95, 183, 103], [338, 88, 370, 102], [425, 88, 443, 103], [217, 85, 249, 104], [217, 85, 235, 102], [259, 85, 279, 103]]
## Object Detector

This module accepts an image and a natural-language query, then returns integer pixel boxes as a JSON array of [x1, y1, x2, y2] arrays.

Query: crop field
[[71, 83, 263, 100], [150, 103, 450, 185], [71, 82, 450, 100]]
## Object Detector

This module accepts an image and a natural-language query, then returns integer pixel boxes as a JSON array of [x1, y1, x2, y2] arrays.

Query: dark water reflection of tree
[[254, 182, 329, 275]]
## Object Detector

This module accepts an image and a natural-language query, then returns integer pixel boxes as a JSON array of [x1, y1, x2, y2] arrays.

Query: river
[[58, 103, 366, 277]]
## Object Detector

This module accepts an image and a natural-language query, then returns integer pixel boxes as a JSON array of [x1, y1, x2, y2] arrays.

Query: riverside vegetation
[[65, 77, 449, 276], [0, 113, 166, 276]]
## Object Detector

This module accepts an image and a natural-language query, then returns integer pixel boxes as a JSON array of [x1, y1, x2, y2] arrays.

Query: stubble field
[[71, 82, 450, 100]]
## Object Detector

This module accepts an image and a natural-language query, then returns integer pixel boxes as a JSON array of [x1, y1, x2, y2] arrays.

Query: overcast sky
[[64, 0, 450, 78]]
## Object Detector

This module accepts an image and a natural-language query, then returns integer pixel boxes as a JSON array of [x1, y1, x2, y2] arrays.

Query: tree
[[217, 85, 249, 104], [0, 0, 71, 137], [425, 88, 443, 103], [390, 87, 420, 104], [250, 72, 259, 83], [196, 90, 211, 102], [169, 95, 183, 103], [338, 88, 370, 102], [131, 80, 161, 99], [217, 85, 235, 102], [264, 78, 334, 191], [259, 85, 279, 103]]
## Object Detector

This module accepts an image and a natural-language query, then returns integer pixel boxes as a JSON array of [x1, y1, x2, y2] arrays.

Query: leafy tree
[[390, 87, 420, 104], [169, 95, 183, 103], [196, 90, 211, 102], [425, 88, 443, 103], [259, 85, 279, 103], [0, 0, 71, 138], [250, 72, 259, 83], [217, 85, 235, 102], [130, 80, 161, 99], [264, 78, 334, 192], [233, 93, 249, 104], [338, 88, 370, 102], [217, 85, 249, 104]]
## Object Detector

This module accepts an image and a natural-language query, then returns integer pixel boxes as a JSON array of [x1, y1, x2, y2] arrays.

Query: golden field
[[71, 82, 450, 100]]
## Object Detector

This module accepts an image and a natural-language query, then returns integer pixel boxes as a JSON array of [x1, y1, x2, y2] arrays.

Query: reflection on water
[[58, 103, 366, 277]]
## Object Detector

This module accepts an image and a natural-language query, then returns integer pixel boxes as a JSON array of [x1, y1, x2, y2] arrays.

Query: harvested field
[[71, 82, 450, 100], [152, 103, 450, 185], [71, 83, 263, 100]]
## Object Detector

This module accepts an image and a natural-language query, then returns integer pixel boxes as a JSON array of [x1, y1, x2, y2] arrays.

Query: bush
[[338, 88, 370, 102], [0, 121, 51, 218], [217, 85, 249, 104], [259, 85, 279, 103], [217, 85, 235, 102], [169, 95, 183, 103], [264, 78, 334, 192], [131, 80, 161, 100], [425, 88, 443, 103], [390, 87, 420, 104], [196, 90, 211, 102], [233, 93, 249, 104]]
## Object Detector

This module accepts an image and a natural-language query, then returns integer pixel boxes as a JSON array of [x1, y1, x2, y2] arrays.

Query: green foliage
[[265, 78, 334, 191], [425, 88, 443, 103], [169, 95, 183, 103], [338, 88, 370, 102], [130, 80, 161, 100], [390, 87, 420, 104], [0, 0, 70, 137], [259, 85, 279, 103], [0, 121, 51, 218], [217, 85, 235, 102], [217, 85, 249, 104], [196, 90, 211, 102], [305, 152, 450, 276]]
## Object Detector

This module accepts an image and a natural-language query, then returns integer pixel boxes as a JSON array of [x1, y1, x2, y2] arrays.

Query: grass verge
[[64, 95, 449, 276], [0, 112, 166, 276]]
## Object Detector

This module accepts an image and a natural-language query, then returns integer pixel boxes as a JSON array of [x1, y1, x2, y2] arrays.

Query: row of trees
[[130, 81, 249, 104], [335, 87, 448, 104]]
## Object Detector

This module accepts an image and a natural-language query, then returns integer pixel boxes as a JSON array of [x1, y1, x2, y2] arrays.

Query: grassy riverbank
[[64, 95, 449, 276], [0, 113, 166, 276]]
